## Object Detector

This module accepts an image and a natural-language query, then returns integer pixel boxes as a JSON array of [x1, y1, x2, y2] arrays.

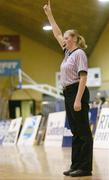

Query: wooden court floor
[[0, 145, 109, 180]]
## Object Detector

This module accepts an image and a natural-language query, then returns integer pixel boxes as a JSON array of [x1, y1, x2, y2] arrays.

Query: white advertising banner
[[3, 117, 22, 145], [17, 116, 41, 146], [94, 108, 109, 149], [0, 121, 10, 145], [44, 111, 66, 147]]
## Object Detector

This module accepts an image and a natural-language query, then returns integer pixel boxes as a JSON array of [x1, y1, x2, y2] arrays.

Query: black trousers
[[63, 83, 93, 172]]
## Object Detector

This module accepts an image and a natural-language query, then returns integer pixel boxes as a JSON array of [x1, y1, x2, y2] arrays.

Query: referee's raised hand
[[43, 0, 51, 16]]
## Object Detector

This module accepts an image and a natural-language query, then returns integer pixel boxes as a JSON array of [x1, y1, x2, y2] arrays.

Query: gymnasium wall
[[0, 25, 62, 101], [89, 22, 109, 91]]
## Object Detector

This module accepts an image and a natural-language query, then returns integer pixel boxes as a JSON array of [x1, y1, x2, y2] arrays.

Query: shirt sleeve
[[76, 50, 88, 76]]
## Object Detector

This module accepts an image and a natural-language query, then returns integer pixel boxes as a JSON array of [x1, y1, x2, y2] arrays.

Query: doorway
[[8, 99, 36, 120]]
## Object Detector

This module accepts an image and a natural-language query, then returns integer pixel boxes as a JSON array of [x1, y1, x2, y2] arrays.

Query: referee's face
[[63, 32, 75, 50]]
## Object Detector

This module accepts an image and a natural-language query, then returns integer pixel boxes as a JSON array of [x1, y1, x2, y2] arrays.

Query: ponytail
[[64, 29, 88, 50], [77, 35, 87, 50]]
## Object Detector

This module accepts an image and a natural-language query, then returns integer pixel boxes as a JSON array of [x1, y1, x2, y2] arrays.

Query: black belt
[[63, 82, 79, 91]]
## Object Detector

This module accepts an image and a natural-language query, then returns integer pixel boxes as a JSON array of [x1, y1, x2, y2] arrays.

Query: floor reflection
[[0, 146, 109, 180]]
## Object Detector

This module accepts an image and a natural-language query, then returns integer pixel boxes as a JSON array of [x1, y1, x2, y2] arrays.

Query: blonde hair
[[65, 29, 87, 50]]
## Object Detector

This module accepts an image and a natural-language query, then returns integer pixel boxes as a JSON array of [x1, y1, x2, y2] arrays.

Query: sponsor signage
[[44, 111, 66, 147], [18, 116, 41, 145], [3, 118, 22, 145], [0, 60, 20, 75], [94, 108, 109, 149]]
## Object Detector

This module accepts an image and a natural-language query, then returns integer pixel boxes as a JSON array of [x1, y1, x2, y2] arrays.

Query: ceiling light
[[98, 0, 109, 2], [43, 25, 52, 31], [8, 45, 14, 50]]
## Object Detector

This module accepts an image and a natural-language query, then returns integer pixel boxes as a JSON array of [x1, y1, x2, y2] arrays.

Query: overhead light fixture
[[98, 0, 109, 2], [43, 25, 52, 31]]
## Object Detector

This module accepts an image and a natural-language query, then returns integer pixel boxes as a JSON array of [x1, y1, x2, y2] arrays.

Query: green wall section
[[0, 25, 62, 101], [89, 22, 109, 90]]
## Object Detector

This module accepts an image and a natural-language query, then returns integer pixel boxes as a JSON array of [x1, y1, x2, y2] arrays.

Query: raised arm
[[43, 0, 64, 49]]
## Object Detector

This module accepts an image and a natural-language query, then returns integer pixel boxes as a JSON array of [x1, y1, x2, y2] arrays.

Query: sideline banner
[[17, 116, 41, 146], [44, 111, 66, 147], [62, 116, 72, 147], [94, 108, 109, 149], [89, 107, 98, 135], [0, 121, 10, 145], [3, 117, 22, 145]]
